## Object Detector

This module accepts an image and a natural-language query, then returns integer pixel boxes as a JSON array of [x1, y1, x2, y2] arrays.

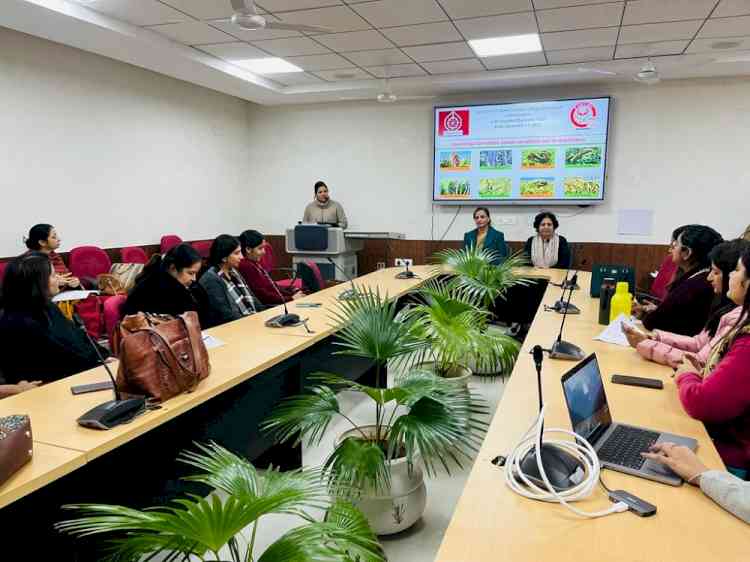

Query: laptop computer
[[561, 353, 698, 486]]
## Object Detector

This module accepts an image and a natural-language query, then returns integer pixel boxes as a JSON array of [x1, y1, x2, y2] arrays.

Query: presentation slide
[[433, 97, 611, 205]]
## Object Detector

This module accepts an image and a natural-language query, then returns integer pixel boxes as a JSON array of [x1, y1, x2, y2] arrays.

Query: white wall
[[0, 26, 252, 257], [245, 78, 750, 245]]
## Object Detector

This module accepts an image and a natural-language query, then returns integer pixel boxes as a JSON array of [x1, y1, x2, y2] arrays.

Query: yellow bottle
[[609, 282, 632, 323]]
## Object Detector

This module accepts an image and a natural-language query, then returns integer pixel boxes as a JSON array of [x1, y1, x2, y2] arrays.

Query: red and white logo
[[569, 101, 597, 129], [438, 109, 470, 137]]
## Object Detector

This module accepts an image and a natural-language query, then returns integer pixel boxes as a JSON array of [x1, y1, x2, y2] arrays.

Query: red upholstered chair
[[103, 294, 127, 348], [0, 261, 7, 286], [650, 256, 678, 301], [305, 260, 326, 292], [69, 246, 112, 284], [191, 240, 212, 259], [160, 235, 183, 254], [120, 246, 148, 264]]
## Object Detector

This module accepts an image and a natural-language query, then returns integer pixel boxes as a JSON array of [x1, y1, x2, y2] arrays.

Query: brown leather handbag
[[115, 311, 210, 402], [96, 273, 126, 296], [0, 415, 33, 487]]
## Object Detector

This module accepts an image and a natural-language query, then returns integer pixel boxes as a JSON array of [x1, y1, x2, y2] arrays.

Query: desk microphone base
[[265, 313, 301, 328], [77, 398, 146, 430], [549, 339, 585, 361], [554, 301, 581, 314], [337, 289, 360, 301]]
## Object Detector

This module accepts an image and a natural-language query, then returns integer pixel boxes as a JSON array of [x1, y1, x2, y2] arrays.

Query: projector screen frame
[[431, 96, 613, 206]]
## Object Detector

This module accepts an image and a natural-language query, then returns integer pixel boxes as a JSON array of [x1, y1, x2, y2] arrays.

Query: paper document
[[594, 313, 632, 347], [52, 290, 99, 303], [202, 333, 226, 350]]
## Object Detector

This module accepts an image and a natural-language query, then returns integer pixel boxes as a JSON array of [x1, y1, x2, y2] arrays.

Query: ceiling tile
[[313, 68, 374, 81], [197, 42, 269, 60], [615, 40, 689, 58], [438, 0, 533, 19], [285, 53, 355, 70], [534, 0, 617, 7], [84, 0, 188, 26], [275, 6, 371, 34], [366, 63, 428, 77], [618, 20, 703, 43], [402, 42, 475, 62], [546, 45, 614, 63], [249, 36, 332, 56], [537, 3, 623, 33], [146, 22, 236, 45], [314, 30, 394, 51], [159, 0, 244, 20], [380, 22, 462, 46], [256, 0, 343, 11], [351, 0, 447, 28], [483, 51, 547, 69], [541, 27, 618, 49], [713, 0, 750, 17], [344, 48, 412, 66], [422, 58, 486, 73], [623, 0, 716, 25], [686, 34, 750, 52], [453, 12, 539, 40], [698, 15, 750, 37], [271, 72, 325, 86], [210, 18, 301, 40]]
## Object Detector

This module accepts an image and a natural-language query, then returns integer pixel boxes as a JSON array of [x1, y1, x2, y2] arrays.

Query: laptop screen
[[561, 354, 612, 441]]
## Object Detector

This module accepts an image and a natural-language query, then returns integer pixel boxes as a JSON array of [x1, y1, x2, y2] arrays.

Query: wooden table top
[[434, 271, 750, 562]]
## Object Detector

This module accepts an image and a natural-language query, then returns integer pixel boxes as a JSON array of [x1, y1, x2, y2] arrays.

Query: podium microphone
[[262, 267, 301, 327], [395, 262, 416, 279], [326, 257, 359, 301], [545, 270, 580, 315], [551, 268, 580, 291], [76, 331, 146, 430], [549, 273, 585, 361]]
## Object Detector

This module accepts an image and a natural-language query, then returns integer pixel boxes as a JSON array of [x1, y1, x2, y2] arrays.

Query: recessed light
[[233, 58, 303, 74], [468, 34, 542, 58], [711, 40, 742, 50]]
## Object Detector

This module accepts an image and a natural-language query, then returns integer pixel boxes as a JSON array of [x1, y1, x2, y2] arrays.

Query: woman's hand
[[683, 352, 704, 373], [641, 443, 708, 485], [291, 291, 305, 301], [673, 357, 696, 379], [622, 323, 650, 348]]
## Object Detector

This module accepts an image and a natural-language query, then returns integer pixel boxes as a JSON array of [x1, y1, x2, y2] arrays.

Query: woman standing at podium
[[302, 180, 348, 229]]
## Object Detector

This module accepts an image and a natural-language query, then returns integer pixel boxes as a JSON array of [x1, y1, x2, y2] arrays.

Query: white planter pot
[[336, 426, 427, 536], [417, 362, 472, 387]]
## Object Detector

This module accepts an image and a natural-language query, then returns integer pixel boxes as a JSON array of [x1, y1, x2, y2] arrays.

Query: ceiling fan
[[228, 0, 333, 33], [633, 59, 660, 85]]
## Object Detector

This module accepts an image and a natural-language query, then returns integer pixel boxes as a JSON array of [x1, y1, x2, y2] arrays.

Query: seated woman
[[24, 223, 81, 289], [524, 211, 571, 269], [624, 239, 749, 368], [237, 230, 303, 306], [672, 245, 750, 476], [642, 443, 749, 524], [633, 224, 723, 336], [199, 235, 263, 326], [123, 243, 211, 327], [0, 253, 106, 384], [463, 207, 508, 265]]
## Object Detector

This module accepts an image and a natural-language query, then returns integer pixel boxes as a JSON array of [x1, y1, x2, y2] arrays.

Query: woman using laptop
[[672, 245, 750, 478]]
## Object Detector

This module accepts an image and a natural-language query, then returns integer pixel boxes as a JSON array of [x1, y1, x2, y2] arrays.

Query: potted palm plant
[[262, 289, 489, 535], [56, 443, 384, 562]]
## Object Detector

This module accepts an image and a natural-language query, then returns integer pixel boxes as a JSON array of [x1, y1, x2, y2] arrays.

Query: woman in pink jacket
[[624, 239, 749, 369], [672, 246, 750, 475]]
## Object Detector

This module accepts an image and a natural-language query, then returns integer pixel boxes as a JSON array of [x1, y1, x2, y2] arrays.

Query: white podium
[[285, 226, 364, 282]]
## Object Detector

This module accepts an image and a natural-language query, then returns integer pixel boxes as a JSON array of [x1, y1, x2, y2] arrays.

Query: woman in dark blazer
[[524, 211, 571, 269], [124, 243, 212, 327], [463, 207, 508, 265], [0, 252, 106, 384]]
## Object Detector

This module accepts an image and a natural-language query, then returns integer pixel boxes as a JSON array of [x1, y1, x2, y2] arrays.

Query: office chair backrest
[[160, 235, 183, 254], [120, 246, 148, 264]]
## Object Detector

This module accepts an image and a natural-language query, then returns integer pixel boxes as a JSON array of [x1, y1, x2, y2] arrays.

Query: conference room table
[[435, 269, 750, 561]]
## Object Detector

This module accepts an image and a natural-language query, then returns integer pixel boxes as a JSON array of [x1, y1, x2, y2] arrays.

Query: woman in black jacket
[[124, 243, 212, 327], [0, 252, 105, 384]]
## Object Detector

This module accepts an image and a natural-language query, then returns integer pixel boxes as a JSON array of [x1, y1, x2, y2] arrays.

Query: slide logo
[[438, 109, 470, 136], [569, 101, 597, 129]]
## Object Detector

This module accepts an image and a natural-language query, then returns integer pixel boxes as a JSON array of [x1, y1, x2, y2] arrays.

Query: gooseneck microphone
[[546, 270, 580, 315], [76, 330, 146, 430], [326, 257, 359, 301], [260, 264, 301, 327], [395, 262, 416, 279], [549, 273, 585, 361]]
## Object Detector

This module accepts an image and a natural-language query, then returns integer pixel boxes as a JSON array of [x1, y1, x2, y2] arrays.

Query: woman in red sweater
[[237, 230, 303, 306], [674, 246, 750, 477]]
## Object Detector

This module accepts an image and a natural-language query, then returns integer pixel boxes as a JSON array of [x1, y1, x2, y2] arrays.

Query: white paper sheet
[[594, 313, 632, 347], [202, 333, 226, 350], [51, 290, 99, 303]]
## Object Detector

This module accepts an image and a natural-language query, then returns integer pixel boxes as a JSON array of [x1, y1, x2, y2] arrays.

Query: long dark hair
[[728, 246, 750, 348], [1, 252, 53, 316], [137, 243, 201, 283], [25, 224, 54, 251], [678, 225, 723, 270], [704, 239, 749, 336], [238, 230, 264, 256], [209, 235, 240, 269]]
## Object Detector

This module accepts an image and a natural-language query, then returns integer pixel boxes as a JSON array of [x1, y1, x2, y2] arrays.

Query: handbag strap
[[180, 313, 206, 372]]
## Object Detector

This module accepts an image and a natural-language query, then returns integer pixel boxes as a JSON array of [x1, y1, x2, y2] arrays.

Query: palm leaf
[[260, 385, 341, 447], [323, 436, 391, 494]]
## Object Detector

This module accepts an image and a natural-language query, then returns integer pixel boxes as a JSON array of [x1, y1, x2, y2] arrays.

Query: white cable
[[504, 405, 629, 518]]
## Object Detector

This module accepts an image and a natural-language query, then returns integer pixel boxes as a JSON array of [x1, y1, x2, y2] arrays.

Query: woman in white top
[[302, 180, 348, 229]]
